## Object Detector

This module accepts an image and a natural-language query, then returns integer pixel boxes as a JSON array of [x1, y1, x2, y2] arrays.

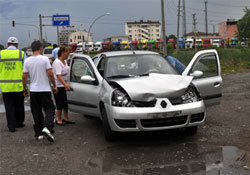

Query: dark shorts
[[54, 87, 68, 110]]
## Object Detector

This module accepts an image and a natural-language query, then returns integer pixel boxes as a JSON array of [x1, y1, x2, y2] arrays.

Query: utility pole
[[192, 13, 197, 49], [176, 0, 181, 51], [182, 0, 187, 38], [39, 14, 43, 44], [161, 0, 167, 57], [213, 24, 215, 34], [205, 0, 208, 35]]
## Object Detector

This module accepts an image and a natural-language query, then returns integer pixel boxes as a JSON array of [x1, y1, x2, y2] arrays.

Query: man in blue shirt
[[51, 44, 59, 62], [166, 56, 186, 74]]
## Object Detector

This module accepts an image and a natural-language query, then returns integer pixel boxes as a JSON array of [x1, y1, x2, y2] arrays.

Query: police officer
[[0, 37, 26, 132]]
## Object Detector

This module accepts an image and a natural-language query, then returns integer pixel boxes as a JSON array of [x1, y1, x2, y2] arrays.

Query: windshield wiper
[[107, 75, 135, 79]]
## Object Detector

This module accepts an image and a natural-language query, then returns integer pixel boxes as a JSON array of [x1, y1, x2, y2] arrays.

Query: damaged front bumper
[[105, 98, 206, 132]]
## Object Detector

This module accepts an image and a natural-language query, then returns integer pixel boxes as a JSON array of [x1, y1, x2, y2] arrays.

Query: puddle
[[87, 143, 250, 175], [0, 104, 30, 113]]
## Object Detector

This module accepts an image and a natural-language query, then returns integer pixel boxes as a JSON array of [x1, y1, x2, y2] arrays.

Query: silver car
[[67, 50, 222, 141]]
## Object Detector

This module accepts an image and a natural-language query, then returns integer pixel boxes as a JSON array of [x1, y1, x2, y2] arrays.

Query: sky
[[0, 0, 249, 49]]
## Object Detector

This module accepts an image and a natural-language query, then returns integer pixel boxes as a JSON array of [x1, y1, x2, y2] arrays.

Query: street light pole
[[87, 12, 110, 55], [161, 0, 167, 57]]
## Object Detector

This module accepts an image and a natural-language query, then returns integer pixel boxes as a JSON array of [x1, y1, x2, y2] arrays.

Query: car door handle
[[214, 82, 220, 87], [70, 87, 74, 91]]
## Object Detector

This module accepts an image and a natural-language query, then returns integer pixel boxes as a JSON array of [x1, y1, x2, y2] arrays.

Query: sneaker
[[42, 127, 55, 142], [36, 135, 44, 140]]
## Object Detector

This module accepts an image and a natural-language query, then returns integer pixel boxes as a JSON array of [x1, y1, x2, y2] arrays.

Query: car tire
[[185, 126, 198, 135], [101, 107, 116, 141]]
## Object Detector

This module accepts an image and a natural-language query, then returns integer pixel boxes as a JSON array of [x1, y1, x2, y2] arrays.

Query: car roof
[[100, 50, 160, 57]]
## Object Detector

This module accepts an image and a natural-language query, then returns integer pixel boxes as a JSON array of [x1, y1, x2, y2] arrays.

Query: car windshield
[[105, 54, 178, 78]]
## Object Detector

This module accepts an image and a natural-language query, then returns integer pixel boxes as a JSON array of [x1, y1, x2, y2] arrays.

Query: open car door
[[182, 49, 222, 106], [67, 54, 103, 117]]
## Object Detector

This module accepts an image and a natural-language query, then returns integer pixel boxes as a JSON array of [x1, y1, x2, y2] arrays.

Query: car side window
[[191, 55, 218, 78], [70, 58, 94, 83]]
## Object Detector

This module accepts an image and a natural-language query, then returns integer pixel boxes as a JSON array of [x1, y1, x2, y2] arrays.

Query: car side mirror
[[80, 75, 95, 82], [190, 70, 203, 78]]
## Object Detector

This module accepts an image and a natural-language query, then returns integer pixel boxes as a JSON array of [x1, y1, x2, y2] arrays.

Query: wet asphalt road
[[1, 71, 250, 175]]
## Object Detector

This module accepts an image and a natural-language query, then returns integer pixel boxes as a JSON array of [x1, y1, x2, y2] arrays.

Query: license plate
[[148, 111, 182, 119]]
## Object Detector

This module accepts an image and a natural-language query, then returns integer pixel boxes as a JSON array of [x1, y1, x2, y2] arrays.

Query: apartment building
[[218, 19, 238, 39], [125, 20, 161, 41]]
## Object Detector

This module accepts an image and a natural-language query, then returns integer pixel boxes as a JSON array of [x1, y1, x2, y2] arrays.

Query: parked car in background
[[26, 48, 33, 57], [67, 50, 222, 141], [43, 46, 53, 60]]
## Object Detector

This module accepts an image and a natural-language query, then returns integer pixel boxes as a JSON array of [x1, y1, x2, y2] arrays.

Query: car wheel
[[101, 107, 116, 141], [185, 126, 198, 135]]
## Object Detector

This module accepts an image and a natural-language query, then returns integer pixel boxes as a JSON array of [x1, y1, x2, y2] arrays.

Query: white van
[[94, 41, 102, 52], [195, 39, 202, 48]]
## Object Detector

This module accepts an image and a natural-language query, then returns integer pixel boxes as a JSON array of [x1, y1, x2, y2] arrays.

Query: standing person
[[52, 46, 75, 126], [23, 40, 58, 142], [0, 37, 26, 132], [51, 44, 59, 62]]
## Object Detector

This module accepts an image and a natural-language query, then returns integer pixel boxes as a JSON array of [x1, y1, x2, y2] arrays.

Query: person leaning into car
[[52, 46, 75, 126]]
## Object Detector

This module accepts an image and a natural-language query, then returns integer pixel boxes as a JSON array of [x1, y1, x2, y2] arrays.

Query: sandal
[[62, 119, 75, 124]]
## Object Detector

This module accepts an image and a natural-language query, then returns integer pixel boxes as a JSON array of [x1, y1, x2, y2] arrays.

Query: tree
[[168, 34, 177, 40], [237, 8, 250, 39]]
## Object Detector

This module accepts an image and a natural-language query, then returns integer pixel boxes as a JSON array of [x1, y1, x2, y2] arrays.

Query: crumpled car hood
[[110, 73, 193, 101]]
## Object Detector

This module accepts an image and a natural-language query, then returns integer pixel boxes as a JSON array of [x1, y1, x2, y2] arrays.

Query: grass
[[170, 47, 250, 74]]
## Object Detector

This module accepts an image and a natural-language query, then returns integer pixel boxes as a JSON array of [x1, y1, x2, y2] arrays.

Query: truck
[[202, 38, 211, 48], [156, 39, 164, 50], [231, 37, 238, 48], [178, 38, 185, 49], [86, 42, 94, 52], [111, 41, 121, 51], [120, 41, 129, 50], [147, 40, 156, 50], [212, 39, 222, 47], [129, 40, 138, 50], [195, 38, 202, 48], [138, 40, 148, 50], [102, 41, 111, 52], [75, 42, 86, 53], [168, 38, 176, 49], [94, 41, 102, 52], [185, 38, 194, 49]]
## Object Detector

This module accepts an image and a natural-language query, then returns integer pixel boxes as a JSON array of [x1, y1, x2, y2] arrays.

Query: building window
[[156, 34, 160, 37], [156, 29, 159, 32], [129, 30, 132, 33], [128, 25, 132, 28]]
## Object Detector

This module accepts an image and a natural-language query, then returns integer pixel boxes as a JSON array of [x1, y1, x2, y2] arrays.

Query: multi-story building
[[125, 20, 161, 41], [68, 30, 92, 44], [58, 26, 92, 46], [218, 19, 238, 39]]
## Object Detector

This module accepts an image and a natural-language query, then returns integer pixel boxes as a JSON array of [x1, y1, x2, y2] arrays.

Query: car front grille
[[132, 100, 156, 107], [190, 112, 205, 123], [141, 115, 188, 128], [115, 119, 136, 128]]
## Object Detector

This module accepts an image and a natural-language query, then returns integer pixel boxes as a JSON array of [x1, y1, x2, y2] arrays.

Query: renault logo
[[160, 100, 167, 108]]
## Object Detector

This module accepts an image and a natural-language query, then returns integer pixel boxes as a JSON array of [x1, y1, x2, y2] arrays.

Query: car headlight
[[181, 86, 199, 104], [112, 89, 131, 107]]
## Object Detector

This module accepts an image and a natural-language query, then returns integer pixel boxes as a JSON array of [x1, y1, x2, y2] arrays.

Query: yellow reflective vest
[[0, 49, 24, 92]]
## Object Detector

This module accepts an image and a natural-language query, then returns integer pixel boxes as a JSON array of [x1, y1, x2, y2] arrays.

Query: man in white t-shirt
[[23, 40, 58, 142]]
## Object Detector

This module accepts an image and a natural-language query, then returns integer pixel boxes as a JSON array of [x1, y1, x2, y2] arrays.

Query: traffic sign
[[52, 14, 70, 26]]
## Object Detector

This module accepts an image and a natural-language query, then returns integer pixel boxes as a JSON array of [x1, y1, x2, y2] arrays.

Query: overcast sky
[[0, 0, 249, 48]]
